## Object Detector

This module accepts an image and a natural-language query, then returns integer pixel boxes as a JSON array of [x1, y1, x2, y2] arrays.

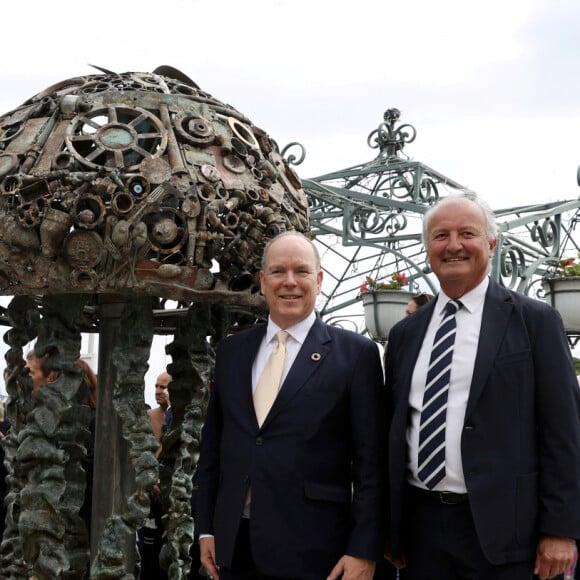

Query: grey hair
[[261, 231, 321, 271], [422, 191, 498, 249]]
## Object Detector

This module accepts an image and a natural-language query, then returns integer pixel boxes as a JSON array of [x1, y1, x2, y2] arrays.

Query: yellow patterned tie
[[253, 330, 289, 427]]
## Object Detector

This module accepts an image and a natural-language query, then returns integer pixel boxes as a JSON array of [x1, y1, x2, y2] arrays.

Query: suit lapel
[[260, 318, 331, 429], [390, 302, 435, 436], [465, 280, 514, 417], [240, 325, 267, 428], [399, 303, 434, 391]]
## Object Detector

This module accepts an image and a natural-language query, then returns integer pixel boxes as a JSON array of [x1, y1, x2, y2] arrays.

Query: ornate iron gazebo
[[287, 108, 580, 345]]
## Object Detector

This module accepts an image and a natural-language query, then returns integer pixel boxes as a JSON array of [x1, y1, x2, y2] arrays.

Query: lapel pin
[[311, 353, 321, 361]]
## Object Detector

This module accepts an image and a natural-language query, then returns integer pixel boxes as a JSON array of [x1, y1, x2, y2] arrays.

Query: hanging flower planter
[[542, 254, 580, 333], [542, 276, 580, 333], [360, 289, 410, 341]]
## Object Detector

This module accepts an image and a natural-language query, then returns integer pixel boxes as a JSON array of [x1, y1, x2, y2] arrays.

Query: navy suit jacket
[[385, 278, 580, 565], [195, 316, 385, 579]]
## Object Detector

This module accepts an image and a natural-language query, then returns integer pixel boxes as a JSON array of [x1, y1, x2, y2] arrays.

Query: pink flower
[[360, 272, 409, 291]]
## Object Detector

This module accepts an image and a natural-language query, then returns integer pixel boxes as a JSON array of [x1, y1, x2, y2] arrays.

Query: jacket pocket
[[494, 349, 531, 366], [304, 481, 350, 503]]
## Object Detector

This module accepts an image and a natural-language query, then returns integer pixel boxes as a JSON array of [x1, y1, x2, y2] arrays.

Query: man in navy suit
[[195, 232, 385, 580], [384, 192, 580, 579]]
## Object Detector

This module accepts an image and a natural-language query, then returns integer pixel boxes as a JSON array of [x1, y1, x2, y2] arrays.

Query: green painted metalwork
[[284, 109, 580, 342]]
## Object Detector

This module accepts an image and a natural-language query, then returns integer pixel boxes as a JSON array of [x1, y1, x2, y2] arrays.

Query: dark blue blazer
[[195, 317, 385, 579], [385, 278, 580, 565]]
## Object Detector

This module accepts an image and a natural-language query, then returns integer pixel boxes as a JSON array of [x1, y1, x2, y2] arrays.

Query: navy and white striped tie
[[418, 299, 462, 489]]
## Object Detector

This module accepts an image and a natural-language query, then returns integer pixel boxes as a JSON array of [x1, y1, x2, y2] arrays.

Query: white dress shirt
[[406, 277, 489, 492], [251, 311, 316, 393]]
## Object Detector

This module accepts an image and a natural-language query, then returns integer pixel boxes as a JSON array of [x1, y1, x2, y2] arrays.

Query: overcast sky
[[2, 0, 580, 399], [3, 0, 580, 206]]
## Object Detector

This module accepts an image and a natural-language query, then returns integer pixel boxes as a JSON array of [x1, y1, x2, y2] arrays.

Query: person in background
[[404, 292, 434, 317], [148, 372, 171, 447], [384, 192, 580, 579], [139, 371, 172, 580], [23, 353, 97, 545], [74, 358, 97, 538], [195, 231, 384, 580], [25, 351, 57, 396], [24, 352, 97, 408]]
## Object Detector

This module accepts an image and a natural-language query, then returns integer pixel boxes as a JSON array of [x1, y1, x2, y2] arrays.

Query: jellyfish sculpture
[[0, 65, 309, 579]]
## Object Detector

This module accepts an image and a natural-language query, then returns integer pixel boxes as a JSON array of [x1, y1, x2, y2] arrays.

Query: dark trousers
[[220, 519, 390, 580], [400, 487, 536, 580], [219, 519, 275, 580], [375, 559, 400, 579], [137, 494, 167, 580]]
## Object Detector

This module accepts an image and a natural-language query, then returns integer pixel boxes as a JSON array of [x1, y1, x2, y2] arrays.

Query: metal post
[[90, 299, 136, 573]]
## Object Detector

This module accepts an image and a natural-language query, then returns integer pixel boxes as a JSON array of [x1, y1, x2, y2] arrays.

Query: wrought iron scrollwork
[[500, 244, 527, 289], [530, 217, 559, 252], [281, 142, 306, 166], [367, 108, 417, 158]]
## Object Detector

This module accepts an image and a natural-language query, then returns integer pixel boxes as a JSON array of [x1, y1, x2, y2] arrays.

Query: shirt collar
[[266, 310, 316, 345], [437, 276, 489, 314]]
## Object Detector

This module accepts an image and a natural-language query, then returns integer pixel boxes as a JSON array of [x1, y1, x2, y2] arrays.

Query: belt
[[409, 486, 469, 505]]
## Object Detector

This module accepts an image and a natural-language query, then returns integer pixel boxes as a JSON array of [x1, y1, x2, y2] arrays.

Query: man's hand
[[327, 555, 375, 580], [384, 541, 406, 569], [199, 536, 219, 580], [534, 535, 576, 579]]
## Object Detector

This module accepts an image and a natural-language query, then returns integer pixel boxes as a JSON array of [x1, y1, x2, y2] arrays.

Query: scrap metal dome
[[0, 65, 309, 306]]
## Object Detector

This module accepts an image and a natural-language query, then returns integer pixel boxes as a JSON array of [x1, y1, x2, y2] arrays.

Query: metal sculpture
[[0, 66, 309, 579], [0, 65, 309, 302]]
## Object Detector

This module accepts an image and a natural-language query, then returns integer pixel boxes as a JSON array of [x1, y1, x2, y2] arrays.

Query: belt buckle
[[439, 492, 462, 505]]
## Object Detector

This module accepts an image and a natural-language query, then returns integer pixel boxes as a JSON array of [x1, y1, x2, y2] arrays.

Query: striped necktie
[[418, 300, 462, 489]]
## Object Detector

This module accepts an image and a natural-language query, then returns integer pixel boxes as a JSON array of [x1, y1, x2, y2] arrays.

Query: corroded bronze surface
[[2, 295, 92, 579], [0, 66, 309, 307], [1, 296, 39, 578], [159, 303, 215, 577], [90, 297, 157, 579]]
